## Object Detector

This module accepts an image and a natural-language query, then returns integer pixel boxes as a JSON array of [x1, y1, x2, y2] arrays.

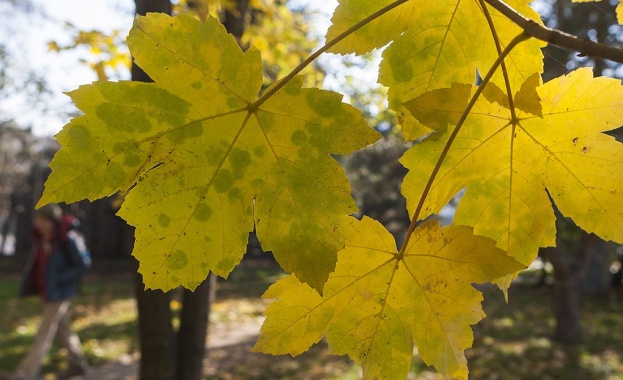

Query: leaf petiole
[[397, 31, 530, 259], [477, 0, 517, 122]]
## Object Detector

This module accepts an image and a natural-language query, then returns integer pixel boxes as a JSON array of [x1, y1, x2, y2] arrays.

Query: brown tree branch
[[484, 0, 623, 64]]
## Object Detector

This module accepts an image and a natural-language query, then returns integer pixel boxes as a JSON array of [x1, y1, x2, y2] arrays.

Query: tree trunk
[[544, 232, 595, 343], [130, 1, 235, 379], [132, 2, 177, 379], [548, 246, 582, 343], [130, 1, 251, 378], [222, 0, 250, 41], [176, 274, 217, 380], [134, 0, 172, 17], [134, 269, 175, 380]]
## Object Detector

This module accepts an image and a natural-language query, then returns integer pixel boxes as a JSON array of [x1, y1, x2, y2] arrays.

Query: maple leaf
[[253, 216, 524, 380], [326, 0, 418, 54], [401, 68, 623, 289], [39, 13, 379, 291], [326, 0, 545, 140]]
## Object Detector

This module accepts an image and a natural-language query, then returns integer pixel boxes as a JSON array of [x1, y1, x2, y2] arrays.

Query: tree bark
[[176, 274, 217, 380], [129, 1, 253, 378], [547, 246, 583, 343], [130, 2, 229, 379], [134, 269, 175, 380], [134, 0, 171, 17], [132, 2, 177, 379], [544, 232, 595, 344], [222, 0, 250, 41]]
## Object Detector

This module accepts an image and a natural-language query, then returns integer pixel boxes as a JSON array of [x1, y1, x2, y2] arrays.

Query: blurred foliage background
[[0, 0, 622, 378]]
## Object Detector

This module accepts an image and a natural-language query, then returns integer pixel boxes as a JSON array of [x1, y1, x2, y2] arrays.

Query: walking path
[[66, 317, 265, 380]]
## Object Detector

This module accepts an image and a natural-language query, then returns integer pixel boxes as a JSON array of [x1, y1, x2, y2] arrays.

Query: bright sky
[[0, 0, 134, 135]]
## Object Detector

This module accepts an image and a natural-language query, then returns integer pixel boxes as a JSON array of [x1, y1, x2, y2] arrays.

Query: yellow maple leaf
[[401, 68, 623, 289], [253, 216, 524, 380], [326, 0, 545, 140], [39, 13, 379, 291]]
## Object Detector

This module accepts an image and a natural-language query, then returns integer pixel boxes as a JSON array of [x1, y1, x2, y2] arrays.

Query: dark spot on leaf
[[194, 186, 208, 198], [124, 153, 141, 167], [97, 103, 152, 133], [306, 91, 340, 118], [168, 123, 202, 144], [205, 147, 223, 166], [582, 146, 588, 153], [69, 124, 91, 139], [105, 162, 126, 187], [166, 250, 188, 270], [386, 48, 413, 83], [194, 203, 212, 221], [113, 142, 129, 154], [158, 213, 171, 227], [290, 130, 307, 146], [213, 169, 234, 193], [572, 137, 578, 145], [228, 187, 243, 200], [229, 149, 251, 175], [304, 120, 320, 133], [98, 84, 191, 133], [253, 145, 267, 157]]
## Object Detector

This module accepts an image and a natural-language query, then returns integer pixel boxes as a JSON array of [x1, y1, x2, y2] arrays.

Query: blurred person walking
[[4, 203, 91, 380]]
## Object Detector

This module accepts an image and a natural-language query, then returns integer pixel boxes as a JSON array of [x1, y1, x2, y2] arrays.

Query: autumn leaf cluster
[[40, 0, 623, 378]]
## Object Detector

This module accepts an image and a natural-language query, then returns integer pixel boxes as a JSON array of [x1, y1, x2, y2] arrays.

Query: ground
[[1, 261, 622, 379]]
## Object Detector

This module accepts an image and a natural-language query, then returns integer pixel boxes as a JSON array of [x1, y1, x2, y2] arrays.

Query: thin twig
[[484, 0, 623, 63]]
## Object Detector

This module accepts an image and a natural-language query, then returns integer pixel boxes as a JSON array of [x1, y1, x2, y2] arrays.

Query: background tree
[[537, 0, 623, 343]]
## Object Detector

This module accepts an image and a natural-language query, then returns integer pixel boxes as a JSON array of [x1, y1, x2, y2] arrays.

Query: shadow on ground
[[2, 264, 622, 379]]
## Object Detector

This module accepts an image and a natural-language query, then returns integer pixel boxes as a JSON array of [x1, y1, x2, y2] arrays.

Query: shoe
[[56, 365, 88, 380]]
